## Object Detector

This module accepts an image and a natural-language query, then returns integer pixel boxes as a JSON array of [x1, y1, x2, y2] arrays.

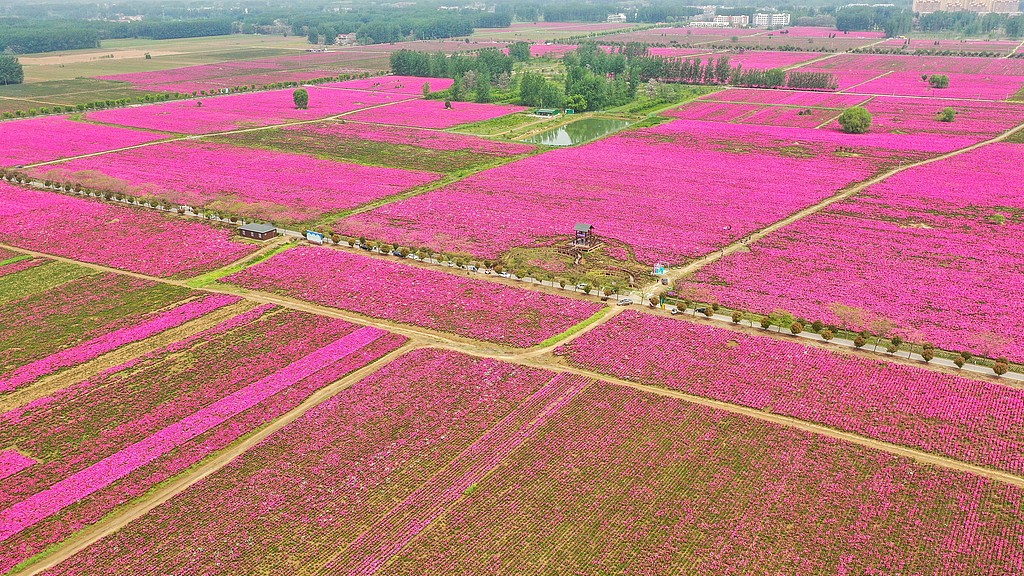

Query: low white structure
[[753, 12, 792, 27]]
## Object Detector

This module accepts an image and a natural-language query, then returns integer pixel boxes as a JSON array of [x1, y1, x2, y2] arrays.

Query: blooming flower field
[[681, 143, 1024, 361], [839, 96, 1024, 139], [0, 116, 165, 168], [35, 140, 440, 224], [39, 349, 561, 575], [382, 382, 1024, 575], [0, 272, 206, 391], [335, 119, 953, 265], [664, 101, 764, 122], [556, 310, 1024, 473], [702, 88, 869, 108], [340, 99, 527, 129], [0, 306, 405, 572], [84, 88, 410, 134], [848, 71, 1024, 100], [323, 75, 454, 94], [224, 246, 604, 347], [0, 184, 257, 278]]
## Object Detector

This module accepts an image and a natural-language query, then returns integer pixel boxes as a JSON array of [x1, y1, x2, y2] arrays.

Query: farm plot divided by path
[[679, 143, 1024, 362], [554, 310, 1024, 475], [222, 246, 604, 348], [0, 117, 166, 168], [0, 305, 406, 573], [335, 118, 953, 265], [32, 140, 441, 226], [36, 355, 1024, 575]]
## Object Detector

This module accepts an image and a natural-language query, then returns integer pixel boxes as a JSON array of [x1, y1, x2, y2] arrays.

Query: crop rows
[[683, 143, 1024, 361], [41, 349, 557, 575], [703, 88, 869, 107], [324, 76, 453, 94], [0, 306, 405, 572], [383, 382, 1024, 575], [556, 310, 1024, 473], [0, 184, 257, 278], [35, 140, 440, 225], [224, 246, 604, 347], [0, 271, 228, 392]]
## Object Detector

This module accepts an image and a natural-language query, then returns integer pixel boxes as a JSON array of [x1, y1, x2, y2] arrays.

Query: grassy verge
[[0, 254, 34, 267], [186, 240, 296, 289], [0, 261, 95, 305], [535, 306, 612, 349]]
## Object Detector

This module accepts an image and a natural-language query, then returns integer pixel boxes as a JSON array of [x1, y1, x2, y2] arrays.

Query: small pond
[[522, 117, 632, 146]]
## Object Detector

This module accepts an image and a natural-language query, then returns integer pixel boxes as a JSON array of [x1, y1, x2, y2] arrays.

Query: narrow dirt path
[[12, 343, 419, 576]]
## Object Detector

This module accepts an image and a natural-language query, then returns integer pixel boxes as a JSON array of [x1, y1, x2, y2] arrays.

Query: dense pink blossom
[[323, 75, 453, 94], [0, 451, 34, 481], [341, 99, 527, 129], [664, 101, 764, 122], [335, 119, 950, 264], [878, 38, 1018, 54], [720, 51, 826, 70], [780, 27, 886, 38], [848, 71, 1024, 100], [0, 306, 405, 571], [557, 310, 1024, 472], [85, 88, 410, 134], [702, 88, 869, 107], [0, 116, 165, 168], [835, 96, 1024, 139], [0, 294, 239, 393], [683, 143, 1024, 361], [0, 184, 256, 278], [132, 69, 343, 94], [40, 349, 557, 575], [224, 246, 603, 347], [740, 105, 838, 128], [383, 382, 1024, 575], [35, 140, 439, 224]]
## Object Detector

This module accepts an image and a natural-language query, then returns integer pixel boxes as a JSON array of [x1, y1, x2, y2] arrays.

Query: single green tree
[[421, 82, 431, 97], [928, 74, 950, 89], [993, 362, 1009, 376], [938, 107, 956, 122], [838, 106, 872, 134], [790, 322, 804, 335], [293, 88, 309, 110]]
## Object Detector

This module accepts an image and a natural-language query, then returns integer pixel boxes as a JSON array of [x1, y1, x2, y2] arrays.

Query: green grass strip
[[535, 305, 612, 349], [0, 254, 33, 267], [0, 261, 95, 305], [186, 241, 296, 289]]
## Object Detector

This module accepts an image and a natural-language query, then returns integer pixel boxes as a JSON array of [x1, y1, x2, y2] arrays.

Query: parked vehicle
[[670, 307, 684, 315], [618, 298, 633, 306]]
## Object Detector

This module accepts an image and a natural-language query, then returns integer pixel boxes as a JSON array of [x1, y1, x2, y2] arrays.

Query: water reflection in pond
[[522, 117, 632, 146]]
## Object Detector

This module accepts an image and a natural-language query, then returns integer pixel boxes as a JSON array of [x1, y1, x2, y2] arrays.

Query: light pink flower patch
[[341, 99, 527, 129], [323, 75, 453, 94], [0, 116, 165, 168], [0, 184, 256, 278], [35, 140, 440, 224]]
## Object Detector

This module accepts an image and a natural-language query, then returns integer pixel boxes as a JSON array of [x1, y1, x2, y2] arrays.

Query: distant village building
[[238, 223, 278, 241], [607, 13, 628, 23], [913, 0, 1019, 13], [753, 12, 792, 27], [715, 15, 750, 27]]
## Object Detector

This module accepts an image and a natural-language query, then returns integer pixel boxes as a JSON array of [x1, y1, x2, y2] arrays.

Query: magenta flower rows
[[224, 246, 603, 347], [848, 71, 1024, 100], [39, 349, 554, 575], [341, 99, 527, 129], [36, 140, 440, 224], [703, 88, 870, 108], [0, 325, 384, 543], [0, 184, 256, 278], [555, 310, 1024, 472], [0, 116, 165, 168], [0, 293, 239, 393], [86, 87, 409, 134], [0, 306, 405, 572], [336, 119, 945, 265], [133, 69, 342, 94], [385, 382, 1023, 575]]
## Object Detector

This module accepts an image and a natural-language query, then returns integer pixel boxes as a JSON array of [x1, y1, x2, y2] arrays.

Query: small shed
[[536, 108, 559, 117], [573, 223, 596, 247], [238, 222, 277, 241]]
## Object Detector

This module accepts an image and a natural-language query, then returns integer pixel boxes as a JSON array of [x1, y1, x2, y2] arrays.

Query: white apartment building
[[753, 12, 792, 27]]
